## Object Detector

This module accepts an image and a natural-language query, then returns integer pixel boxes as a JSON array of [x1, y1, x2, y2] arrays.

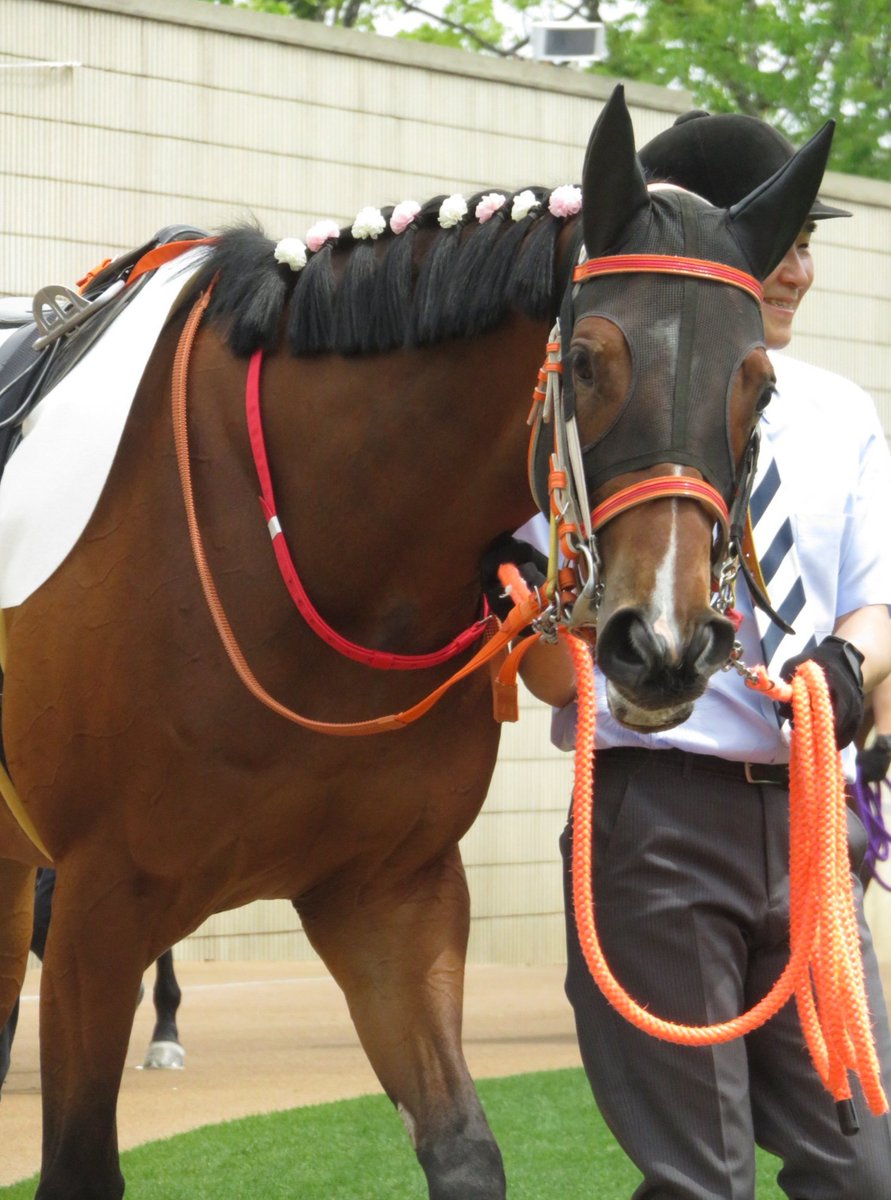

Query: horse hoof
[[142, 1040, 185, 1070]]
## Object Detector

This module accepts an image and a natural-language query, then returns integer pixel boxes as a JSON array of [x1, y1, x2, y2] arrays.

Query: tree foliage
[[204, 0, 890, 180], [603, 0, 890, 181]]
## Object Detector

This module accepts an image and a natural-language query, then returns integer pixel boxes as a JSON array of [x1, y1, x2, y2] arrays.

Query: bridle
[[528, 250, 765, 626]]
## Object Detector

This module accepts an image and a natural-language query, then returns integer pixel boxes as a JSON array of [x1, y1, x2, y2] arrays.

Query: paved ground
[[0, 961, 580, 1187]]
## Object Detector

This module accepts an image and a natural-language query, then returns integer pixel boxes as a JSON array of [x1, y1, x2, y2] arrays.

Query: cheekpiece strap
[[573, 254, 764, 305]]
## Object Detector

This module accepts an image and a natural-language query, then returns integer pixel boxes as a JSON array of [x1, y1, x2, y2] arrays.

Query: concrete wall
[[3, 0, 890, 968], [1, 0, 686, 289]]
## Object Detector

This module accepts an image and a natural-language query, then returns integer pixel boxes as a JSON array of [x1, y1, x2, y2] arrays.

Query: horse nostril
[[688, 613, 736, 674], [597, 607, 736, 694], [597, 608, 660, 687]]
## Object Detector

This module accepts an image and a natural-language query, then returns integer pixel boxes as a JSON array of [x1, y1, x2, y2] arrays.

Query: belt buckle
[[744, 761, 787, 785]]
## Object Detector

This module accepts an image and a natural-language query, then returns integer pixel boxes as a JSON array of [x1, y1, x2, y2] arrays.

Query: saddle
[[0, 225, 209, 471], [0, 225, 209, 769]]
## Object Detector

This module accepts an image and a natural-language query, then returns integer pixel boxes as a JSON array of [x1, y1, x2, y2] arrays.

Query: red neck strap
[[573, 254, 763, 304], [245, 351, 491, 671]]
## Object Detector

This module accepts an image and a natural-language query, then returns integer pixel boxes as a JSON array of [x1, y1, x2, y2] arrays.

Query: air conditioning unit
[[530, 21, 606, 64]]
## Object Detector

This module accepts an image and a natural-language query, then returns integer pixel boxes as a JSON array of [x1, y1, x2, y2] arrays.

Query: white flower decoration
[[438, 194, 468, 229], [511, 190, 540, 222], [273, 237, 308, 272], [352, 206, 387, 240]]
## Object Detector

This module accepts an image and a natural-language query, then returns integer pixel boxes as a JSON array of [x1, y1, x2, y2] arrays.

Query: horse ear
[[582, 84, 651, 258], [728, 121, 835, 279]]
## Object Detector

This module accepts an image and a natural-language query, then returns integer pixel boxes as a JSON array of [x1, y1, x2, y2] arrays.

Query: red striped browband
[[590, 476, 730, 534], [573, 254, 763, 304]]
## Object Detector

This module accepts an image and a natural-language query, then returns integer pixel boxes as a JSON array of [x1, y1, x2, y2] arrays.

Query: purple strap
[[853, 772, 891, 891]]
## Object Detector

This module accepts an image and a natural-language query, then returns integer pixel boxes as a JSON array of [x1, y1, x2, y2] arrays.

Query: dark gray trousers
[[561, 747, 891, 1200]]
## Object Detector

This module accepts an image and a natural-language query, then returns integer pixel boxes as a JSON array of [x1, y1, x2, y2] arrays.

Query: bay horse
[[0, 87, 831, 1198]]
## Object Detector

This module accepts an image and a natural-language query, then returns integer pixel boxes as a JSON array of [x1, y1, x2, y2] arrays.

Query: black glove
[[857, 733, 891, 784], [778, 635, 865, 749], [479, 533, 548, 621]]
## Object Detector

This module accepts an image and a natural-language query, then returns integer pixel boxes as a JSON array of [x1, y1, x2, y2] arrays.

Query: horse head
[[550, 87, 833, 731]]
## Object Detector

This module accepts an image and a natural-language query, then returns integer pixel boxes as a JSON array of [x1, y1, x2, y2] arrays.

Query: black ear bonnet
[[529, 88, 836, 521], [563, 189, 765, 500]]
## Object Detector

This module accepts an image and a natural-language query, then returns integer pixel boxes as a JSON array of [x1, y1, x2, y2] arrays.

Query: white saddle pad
[[0, 249, 208, 607]]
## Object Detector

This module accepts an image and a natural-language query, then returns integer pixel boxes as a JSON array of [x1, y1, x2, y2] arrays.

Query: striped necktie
[[749, 427, 818, 679]]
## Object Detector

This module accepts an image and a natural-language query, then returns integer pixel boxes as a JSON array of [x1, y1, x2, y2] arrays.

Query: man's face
[[760, 222, 816, 351]]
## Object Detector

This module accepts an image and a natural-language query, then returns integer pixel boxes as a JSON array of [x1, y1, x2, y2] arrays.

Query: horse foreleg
[[142, 948, 184, 1069], [299, 846, 506, 1200], [0, 858, 35, 1093], [35, 866, 150, 1200]]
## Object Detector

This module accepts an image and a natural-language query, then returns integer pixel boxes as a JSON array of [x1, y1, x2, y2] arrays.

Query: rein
[[568, 633, 888, 1128], [244, 349, 491, 671], [171, 288, 540, 737]]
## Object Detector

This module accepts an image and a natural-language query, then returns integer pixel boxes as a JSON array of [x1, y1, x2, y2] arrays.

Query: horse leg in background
[[0, 859, 35, 1097], [35, 863, 156, 1200], [30, 866, 55, 957], [142, 948, 184, 1070], [299, 845, 506, 1200], [0, 997, 19, 1094], [0, 865, 53, 1095]]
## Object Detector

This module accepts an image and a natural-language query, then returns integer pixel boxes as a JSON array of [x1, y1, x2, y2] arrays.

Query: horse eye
[[756, 385, 776, 413], [570, 347, 596, 387]]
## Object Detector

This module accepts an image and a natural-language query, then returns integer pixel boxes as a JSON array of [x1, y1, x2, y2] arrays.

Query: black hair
[[187, 186, 579, 358]]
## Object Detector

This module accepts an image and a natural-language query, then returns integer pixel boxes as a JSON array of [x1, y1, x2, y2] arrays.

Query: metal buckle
[[31, 279, 126, 350], [743, 762, 787, 785]]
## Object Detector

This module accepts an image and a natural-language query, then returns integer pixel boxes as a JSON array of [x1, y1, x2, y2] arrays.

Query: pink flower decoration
[[305, 219, 340, 252], [475, 192, 506, 224], [390, 200, 421, 235], [548, 185, 583, 219]]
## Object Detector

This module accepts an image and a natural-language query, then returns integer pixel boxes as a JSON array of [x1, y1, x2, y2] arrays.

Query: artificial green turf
[[0, 1067, 785, 1198]]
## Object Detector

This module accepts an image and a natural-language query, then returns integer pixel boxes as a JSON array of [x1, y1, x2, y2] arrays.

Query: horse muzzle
[[594, 603, 736, 732]]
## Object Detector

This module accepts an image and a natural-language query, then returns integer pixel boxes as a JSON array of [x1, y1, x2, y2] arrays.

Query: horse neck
[[257, 313, 548, 638]]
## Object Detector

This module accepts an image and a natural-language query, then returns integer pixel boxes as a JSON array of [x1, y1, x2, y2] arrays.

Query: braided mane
[[188, 187, 580, 358]]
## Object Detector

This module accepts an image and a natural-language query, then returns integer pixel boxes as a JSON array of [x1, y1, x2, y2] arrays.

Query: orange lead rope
[[563, 630, 888, 1127]]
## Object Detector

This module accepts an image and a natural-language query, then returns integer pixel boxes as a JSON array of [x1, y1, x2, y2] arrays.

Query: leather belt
[[598, 747, 790, 787]]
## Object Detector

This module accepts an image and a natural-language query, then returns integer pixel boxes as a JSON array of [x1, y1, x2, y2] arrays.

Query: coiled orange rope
[[563, 629, 888, 1121]]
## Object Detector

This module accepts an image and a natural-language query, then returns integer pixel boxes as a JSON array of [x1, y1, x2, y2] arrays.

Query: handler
[[505, 112, 891, 1198]]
